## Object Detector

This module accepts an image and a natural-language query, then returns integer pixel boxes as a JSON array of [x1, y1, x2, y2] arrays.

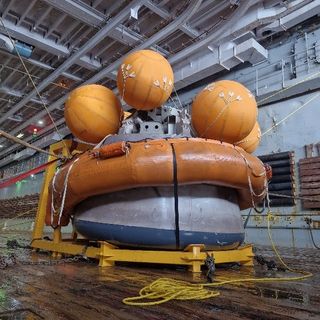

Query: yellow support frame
[[31, 140, 254, 272]]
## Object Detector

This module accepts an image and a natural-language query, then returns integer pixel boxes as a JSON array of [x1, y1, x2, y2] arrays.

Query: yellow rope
[[0, 207, 36, 228], [257, 70, 320, 105], [266, 212, 311, 277], [122, 211, 312, 306], [261, 92, 320, 137]]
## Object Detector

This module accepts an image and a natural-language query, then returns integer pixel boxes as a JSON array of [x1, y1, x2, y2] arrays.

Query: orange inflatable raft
[[46, 138, 267, 228]]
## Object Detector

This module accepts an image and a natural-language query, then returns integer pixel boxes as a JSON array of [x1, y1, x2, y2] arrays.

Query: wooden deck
[[0, 231, 319, 320]]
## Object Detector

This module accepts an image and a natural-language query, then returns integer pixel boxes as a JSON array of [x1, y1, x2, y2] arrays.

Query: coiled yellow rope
[[123, 212, 313, 306]]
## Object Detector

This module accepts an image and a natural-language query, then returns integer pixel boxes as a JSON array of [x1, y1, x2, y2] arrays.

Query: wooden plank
[[316, 143, 320, 156], [299, 168, 320, 177], [300, 189, 320, 196], [299, 162, 320, 170], [300, 175, 320, 183], [2, 232, 320, 320], [303, 201, 320, 209], [299, 156, 320, 164], [301, 182, 320, 189], [305, 144, 314, 158]]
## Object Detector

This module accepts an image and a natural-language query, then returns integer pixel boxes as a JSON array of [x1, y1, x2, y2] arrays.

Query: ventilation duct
[[0, 34, 14, 52]]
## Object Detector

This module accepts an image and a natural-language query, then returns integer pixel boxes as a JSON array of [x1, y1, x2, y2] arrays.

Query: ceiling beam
[[0, 19, 69, 56], [168, 1, 255, 65], [0, 86, 48, 105], [43, 0, 105, 27], [0, 0, 145, 125], [144, 0, 199, 38], [86, 0, 202, 83], [0, 49, 83, 83], [26, 58, 83, 82], [0, 18, 102, 71], [44, 0, 169, 55]]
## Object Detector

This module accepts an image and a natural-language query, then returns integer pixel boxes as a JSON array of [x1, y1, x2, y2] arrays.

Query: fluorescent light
[[38, 120, 44, 125], [0, 144, 3, 148], [16, 133, 24, 138]]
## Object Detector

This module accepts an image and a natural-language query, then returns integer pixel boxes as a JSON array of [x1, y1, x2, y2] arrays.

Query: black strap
[[170, 143, 180, 249]]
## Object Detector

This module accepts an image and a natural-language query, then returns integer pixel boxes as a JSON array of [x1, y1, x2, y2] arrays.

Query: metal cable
[[268, 192, 320, 203], [0, 17, 71, 157], [243, 208, 252, 229], [308, 223, 320, 250]]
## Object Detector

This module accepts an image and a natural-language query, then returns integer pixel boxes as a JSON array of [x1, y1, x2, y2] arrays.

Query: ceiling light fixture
[[38, 120, 44, 125], [16, 133, 24, 138]]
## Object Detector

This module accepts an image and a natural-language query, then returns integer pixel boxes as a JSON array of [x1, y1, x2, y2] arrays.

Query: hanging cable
[[304, 217, 320, 250], [0, 17, 71, 158], [307, 221, 320, 250], [0, 129, 63, 159], [243, 208, 252, 228], [268, 192, 320, 203], [0, 63, 70, 89], [173, 86, 184, 109]]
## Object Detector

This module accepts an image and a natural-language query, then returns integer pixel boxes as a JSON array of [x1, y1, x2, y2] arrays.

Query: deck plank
[[0, 232, 319, 320]]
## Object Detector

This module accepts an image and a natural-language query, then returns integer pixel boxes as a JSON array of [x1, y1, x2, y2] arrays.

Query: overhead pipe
[[266, 159, 291, 168], [268, 182, 293, 191], [256, 0, 317, 38], [169, 0, 307, 66], [269, 198, 295, 207], [272, 167, 292, 175], [270, 175, 292, 184], [259, 151, 292, 162], [168, 0, 255, 65]]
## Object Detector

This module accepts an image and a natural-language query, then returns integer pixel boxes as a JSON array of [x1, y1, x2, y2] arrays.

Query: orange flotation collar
[[46, 138, 267, 227]]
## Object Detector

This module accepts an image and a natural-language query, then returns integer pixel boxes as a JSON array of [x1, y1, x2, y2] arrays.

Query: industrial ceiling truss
[[0, 0, 319, 164]]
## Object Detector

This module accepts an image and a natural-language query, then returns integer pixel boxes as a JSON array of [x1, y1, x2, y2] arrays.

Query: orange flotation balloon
[[64, 84, 123, 144], [117, 49, 174, 110], [236, 122, 261, 153], [191, 80, 257, 143]]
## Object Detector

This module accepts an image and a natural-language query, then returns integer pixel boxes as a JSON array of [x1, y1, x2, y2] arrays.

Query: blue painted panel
[[74, 220, 244, 250], [14, 41, 33, 58]]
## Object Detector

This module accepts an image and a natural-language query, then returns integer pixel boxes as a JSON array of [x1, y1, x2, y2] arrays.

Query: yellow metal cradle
[[31, 140, 254, 272]]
